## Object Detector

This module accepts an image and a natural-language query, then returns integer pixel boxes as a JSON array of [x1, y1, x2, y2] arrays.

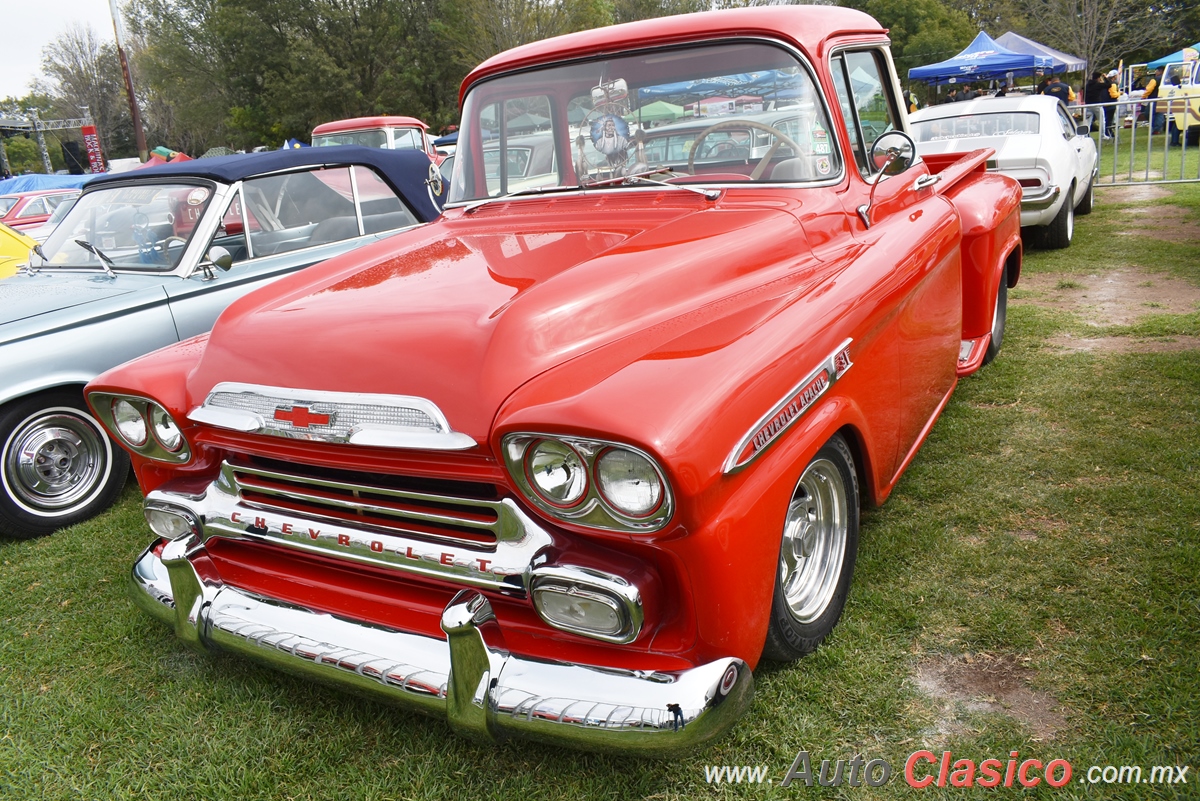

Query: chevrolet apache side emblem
[[273, 405, 332, 428]]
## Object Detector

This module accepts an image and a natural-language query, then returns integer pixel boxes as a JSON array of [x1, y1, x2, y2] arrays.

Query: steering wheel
[[700, 140, 751, 161], [688, 120, 805, 180], [153, 236, 188, 259]]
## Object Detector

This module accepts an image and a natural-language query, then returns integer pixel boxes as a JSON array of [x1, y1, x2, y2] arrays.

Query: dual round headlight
[[508, 434, 670, 530], [97, 395, 189, 461]]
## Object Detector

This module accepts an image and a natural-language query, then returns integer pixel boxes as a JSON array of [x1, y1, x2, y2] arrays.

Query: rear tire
[[1043, 186, 1075, 249], [982, 277, 1008, 366], [0, 391, 129, 539], [762, 434, 859, 662]]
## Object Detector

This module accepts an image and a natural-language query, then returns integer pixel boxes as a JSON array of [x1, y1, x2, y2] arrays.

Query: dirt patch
[[915, 653, 1067, 742], [1095, 184, 1173, 202], [1015, 270, 1200, 327], [1046, 334, 1200, 353], [1112, 204, 1200, 242]]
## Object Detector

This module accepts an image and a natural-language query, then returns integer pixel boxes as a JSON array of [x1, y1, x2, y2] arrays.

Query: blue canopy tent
[[0, 173, 95, 195], [995, 32, 1085, 73], [1147, 44, 1200, 69], [909, 32, 1053, 85]]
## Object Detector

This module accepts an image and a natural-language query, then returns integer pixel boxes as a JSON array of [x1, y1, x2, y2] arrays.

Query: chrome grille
[[205, 385, 439, 437], [221, 460, 505, 547]]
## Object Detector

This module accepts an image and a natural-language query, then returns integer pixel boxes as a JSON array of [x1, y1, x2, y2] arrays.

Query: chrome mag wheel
[[779, 456, 848, 624]]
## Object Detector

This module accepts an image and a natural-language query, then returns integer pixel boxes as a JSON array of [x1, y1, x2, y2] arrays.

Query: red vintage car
[[87, 6, 1021, 753], [311, 115, 444, 164], [0, 188, 80, 231]]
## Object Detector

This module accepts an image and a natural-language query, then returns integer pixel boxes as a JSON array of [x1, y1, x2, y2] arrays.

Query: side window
[[17, 198, 47, 218], [393, 128, 423, 150], [831, 50, 901, 178], [352, 165, 418, 233], [1057, 106, 1076, 139], [242, 167, 356, 256], [209, 190, 250, 263]]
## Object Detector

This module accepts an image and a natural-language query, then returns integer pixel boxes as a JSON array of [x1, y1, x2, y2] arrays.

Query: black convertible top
[[87, 146, 445, 221]]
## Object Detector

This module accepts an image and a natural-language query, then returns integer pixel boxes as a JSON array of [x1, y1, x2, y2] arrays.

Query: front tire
[[0, 391, 130, 539], [762, 433, 860, 662], [1043, 185, 1075, 249]]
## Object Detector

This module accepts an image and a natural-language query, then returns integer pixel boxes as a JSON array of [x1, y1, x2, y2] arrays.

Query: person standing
[[1043, 74, 1071, 106], [944, 86, 960, 103], [1143, 67, 1165, 133], [1084, 71, 1110, 134]]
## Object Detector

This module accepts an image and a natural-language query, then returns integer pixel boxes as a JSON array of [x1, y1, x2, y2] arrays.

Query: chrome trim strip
[[188, 382, 477, 451], [148, 467, 553, 591], [723, 338, 853, 474], [129, 543, 754, 753]]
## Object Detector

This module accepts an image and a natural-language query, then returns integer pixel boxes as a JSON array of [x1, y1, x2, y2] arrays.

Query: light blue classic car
[[0, 147, 444, 538]]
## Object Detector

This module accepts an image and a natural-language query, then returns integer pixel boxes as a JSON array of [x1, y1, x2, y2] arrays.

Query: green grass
[[2, 185, 1198, 800]]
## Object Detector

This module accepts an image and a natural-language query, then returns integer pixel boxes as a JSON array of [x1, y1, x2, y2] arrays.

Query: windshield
[[313, 129, 389, 148], [911, 112, 1040, 142], [450, 41, 838, 203], [39, 182, 216, 271], [44, 196, 77, 225]]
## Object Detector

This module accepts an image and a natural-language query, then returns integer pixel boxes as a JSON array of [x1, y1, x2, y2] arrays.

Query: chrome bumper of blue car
[[130, 539, 753, 753]]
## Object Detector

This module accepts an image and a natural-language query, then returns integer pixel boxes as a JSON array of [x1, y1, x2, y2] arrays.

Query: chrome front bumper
[[130, 539, 754, 753]]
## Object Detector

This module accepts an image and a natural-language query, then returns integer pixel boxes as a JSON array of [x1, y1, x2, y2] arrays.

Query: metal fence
[[1072, 99, 1200, 186]]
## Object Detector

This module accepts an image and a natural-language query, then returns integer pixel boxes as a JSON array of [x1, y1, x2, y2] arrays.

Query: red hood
[[188, 192, 813, 442]]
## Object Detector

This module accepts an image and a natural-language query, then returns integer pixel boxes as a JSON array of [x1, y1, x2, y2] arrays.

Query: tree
[[35, 24, 136, 160], [1015, 0, 1170, 72]]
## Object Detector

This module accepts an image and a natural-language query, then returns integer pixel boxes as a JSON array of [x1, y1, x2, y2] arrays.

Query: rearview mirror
[[1076, 124, 1090, 136]]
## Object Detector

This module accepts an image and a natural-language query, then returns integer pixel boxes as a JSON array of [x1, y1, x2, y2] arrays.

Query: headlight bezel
[[89, 392, 192, 463], [502, 432, 673, 533]]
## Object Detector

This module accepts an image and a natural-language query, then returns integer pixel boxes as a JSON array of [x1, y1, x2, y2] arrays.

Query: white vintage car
[[910, 95, 1097, 249]]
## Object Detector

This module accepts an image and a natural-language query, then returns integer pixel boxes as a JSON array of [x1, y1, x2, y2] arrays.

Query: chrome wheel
[[3, 407, 110, 514], [779, 457, 848, 624], [0, 391, 129, 539], [762, 433, 859, 662]]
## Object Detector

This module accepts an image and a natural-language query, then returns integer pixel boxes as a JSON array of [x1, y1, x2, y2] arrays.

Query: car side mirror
[[207, 246, 233, 271], [858, 130, 917, 228], [1076, 124, 1090, 136]]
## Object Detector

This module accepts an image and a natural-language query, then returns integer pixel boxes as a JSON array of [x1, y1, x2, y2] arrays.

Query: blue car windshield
[[39, 182, 216, 272]]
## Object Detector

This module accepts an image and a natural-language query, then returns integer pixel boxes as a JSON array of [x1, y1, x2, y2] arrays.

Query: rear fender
[[940, 171, 1022, 341]]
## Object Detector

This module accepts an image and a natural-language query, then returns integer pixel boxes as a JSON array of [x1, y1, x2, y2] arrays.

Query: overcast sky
[[1, 0, 118, 101]]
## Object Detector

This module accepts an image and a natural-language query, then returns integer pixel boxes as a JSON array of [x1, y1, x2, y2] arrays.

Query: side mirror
[[858, 130, 918, 228], [870, 130, 917, 176], [207, 246, 233, 271], [1076, 124, 1090, 136]]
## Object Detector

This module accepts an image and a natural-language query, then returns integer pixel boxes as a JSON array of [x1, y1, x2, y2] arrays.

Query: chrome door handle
[[912, 174, 940, 191]]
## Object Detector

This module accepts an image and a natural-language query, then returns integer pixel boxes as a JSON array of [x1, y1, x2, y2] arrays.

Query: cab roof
[[461, 6, 887, 103], [312, 116, 429, 135]]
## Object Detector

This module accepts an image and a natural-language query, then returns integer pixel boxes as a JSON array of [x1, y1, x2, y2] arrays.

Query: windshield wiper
[[74, 239, 117, 278], [461, 184, 579, 215], [582, 169, 720, 200]]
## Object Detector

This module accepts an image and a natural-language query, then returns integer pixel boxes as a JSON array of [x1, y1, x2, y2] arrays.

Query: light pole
[[109, 0, 148, 162]]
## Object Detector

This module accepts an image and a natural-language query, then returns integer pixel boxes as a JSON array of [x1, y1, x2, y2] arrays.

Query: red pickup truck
[[88, 6, 1020, 753]]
